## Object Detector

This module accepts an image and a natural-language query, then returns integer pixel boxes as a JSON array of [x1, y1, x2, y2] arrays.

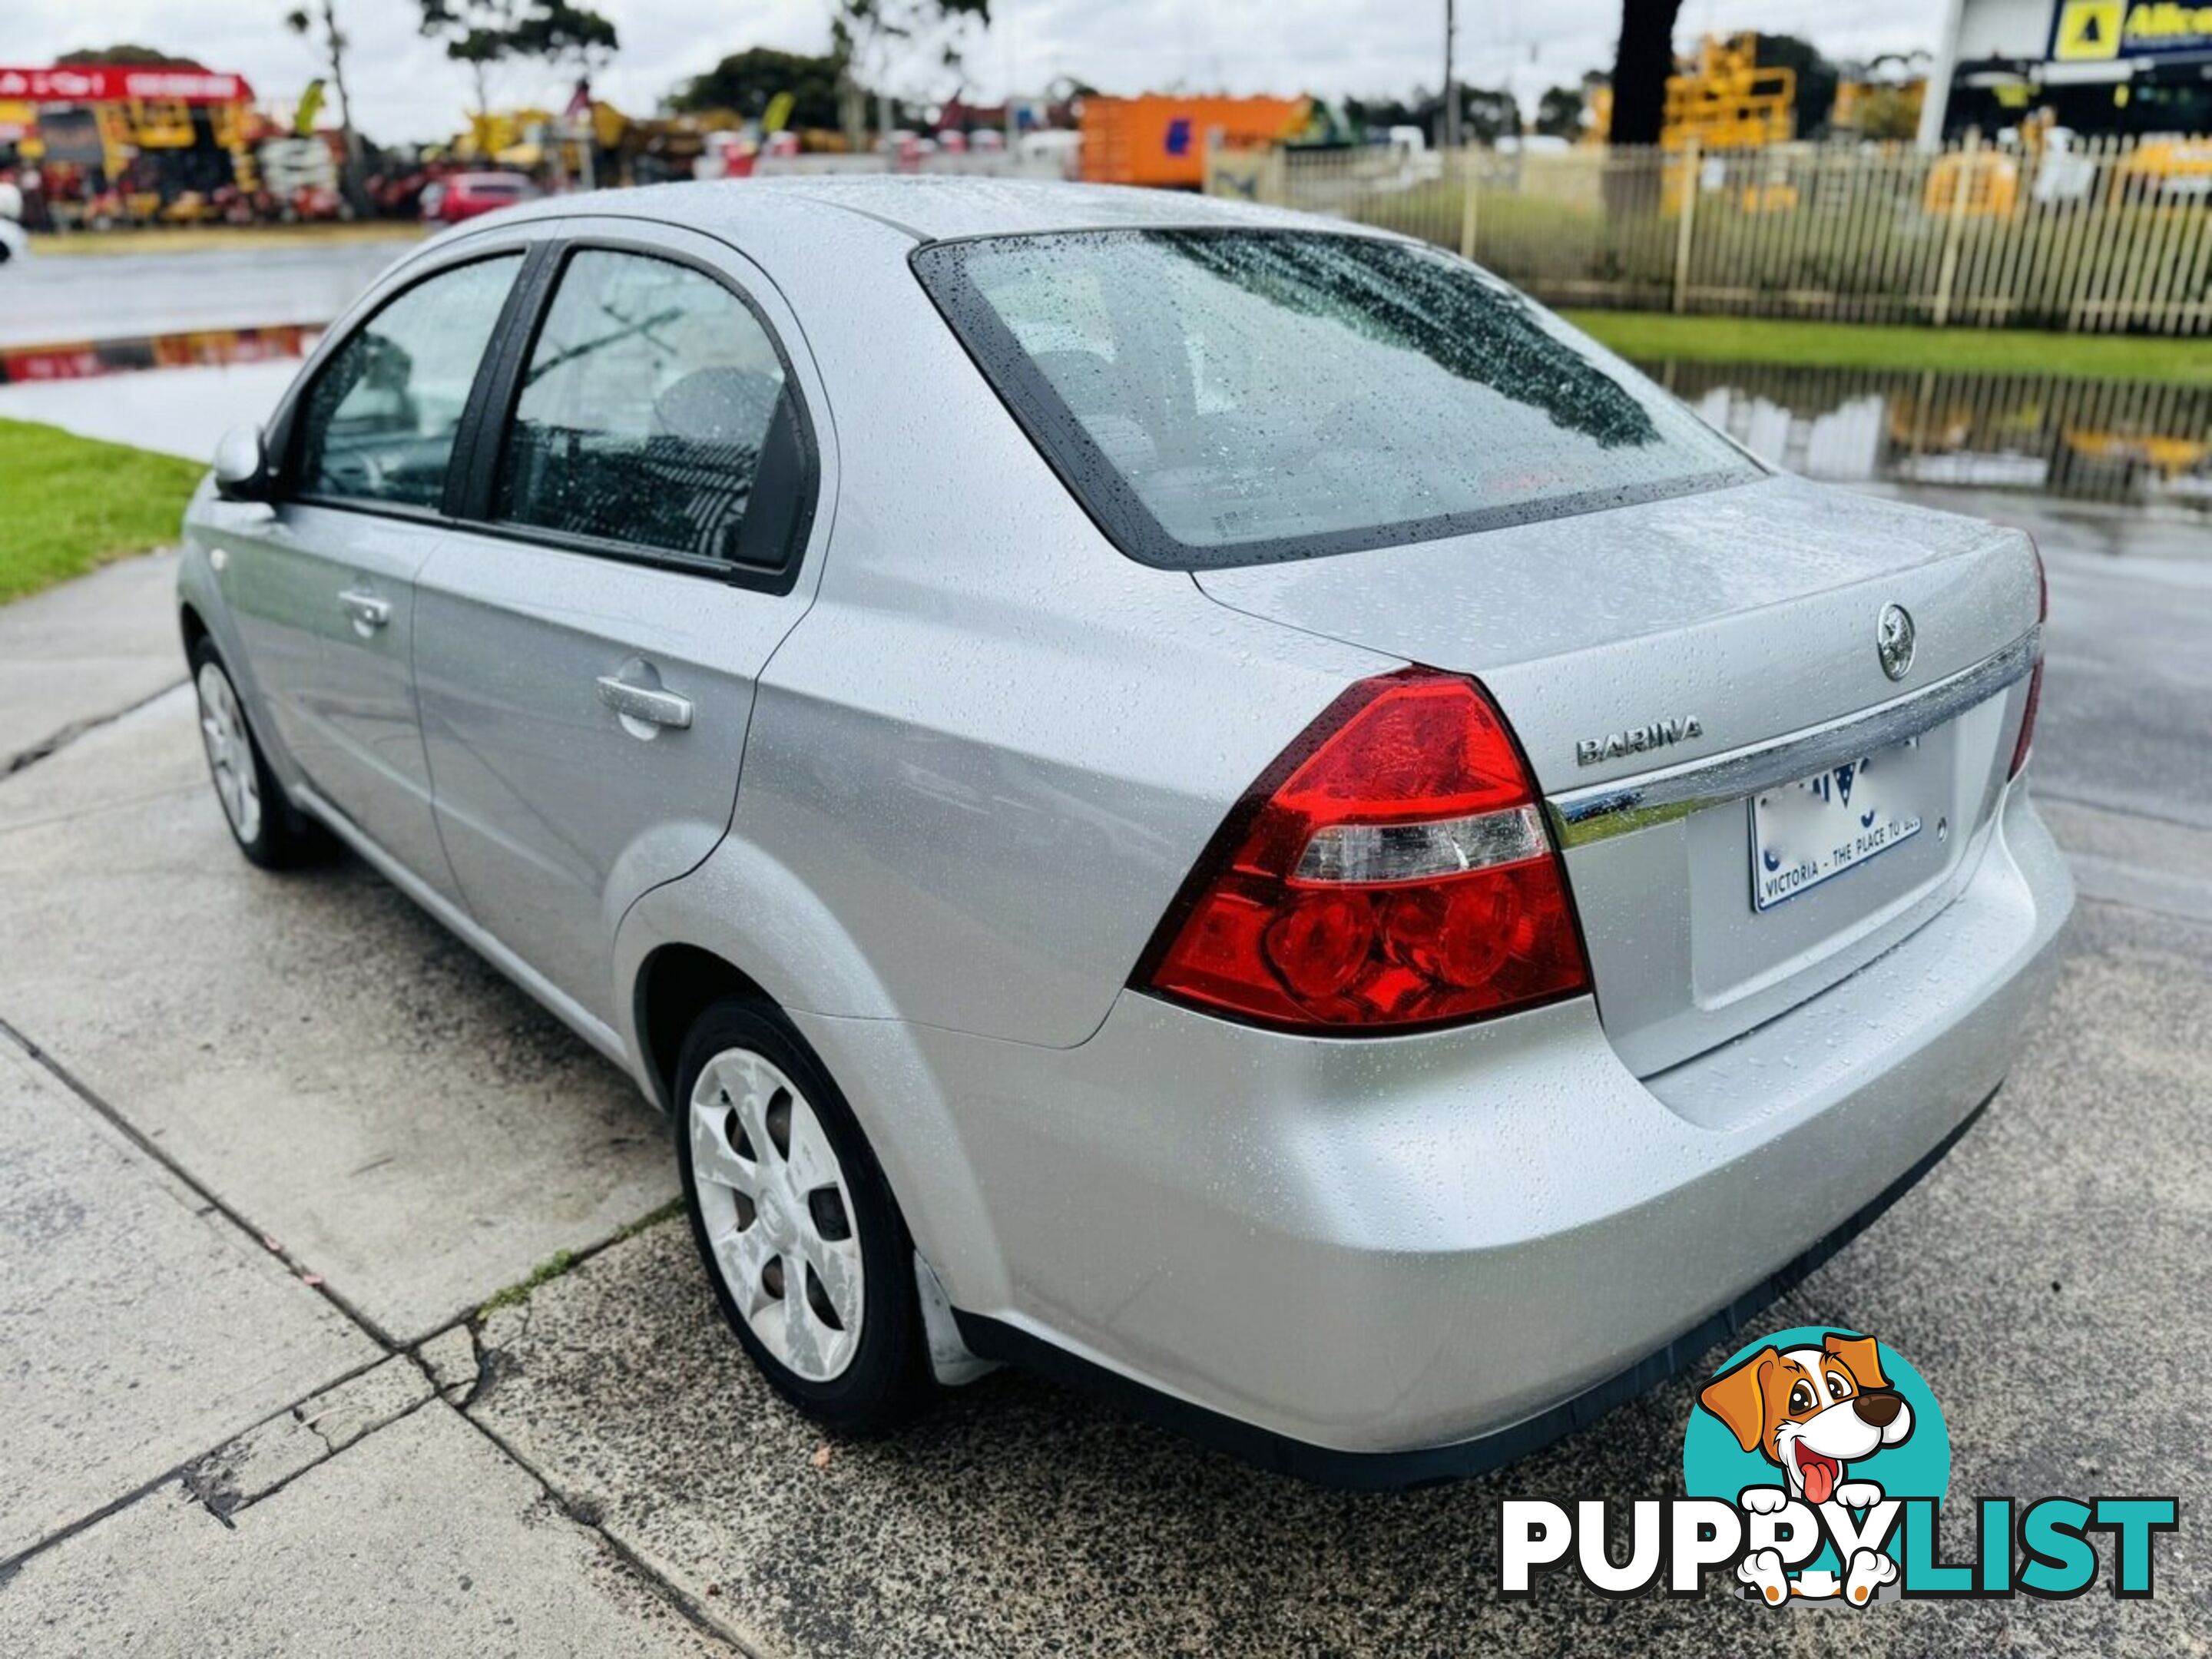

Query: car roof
[[481, 174, 1375, 246]]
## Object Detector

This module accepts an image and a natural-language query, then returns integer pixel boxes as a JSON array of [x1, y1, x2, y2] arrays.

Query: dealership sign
[[2051, 1, 2212, 60], [0, 67, 255, 105]]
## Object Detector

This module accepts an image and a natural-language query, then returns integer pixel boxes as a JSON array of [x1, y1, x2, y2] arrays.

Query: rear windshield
[[912, 229, 1759, 569]]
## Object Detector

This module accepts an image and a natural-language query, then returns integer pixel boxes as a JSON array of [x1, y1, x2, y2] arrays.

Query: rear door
[[210, 249, 525, 900], [411, 228, 826, 1023]]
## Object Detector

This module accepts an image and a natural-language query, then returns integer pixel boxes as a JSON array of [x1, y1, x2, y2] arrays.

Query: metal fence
[[1208, 137, 2212, 334]]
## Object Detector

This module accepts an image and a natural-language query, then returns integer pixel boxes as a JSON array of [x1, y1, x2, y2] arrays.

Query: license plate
[[1750, 738, 1923, 912]]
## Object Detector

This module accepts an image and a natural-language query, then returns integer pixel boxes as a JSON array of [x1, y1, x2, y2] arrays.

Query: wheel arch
[[632, 942, 779, 1113], [179, 600, 210, 657]]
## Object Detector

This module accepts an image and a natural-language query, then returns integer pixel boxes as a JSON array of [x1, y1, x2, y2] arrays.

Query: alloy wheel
[[195, 661, 263, 846], [687, 1045, 866, 1382]]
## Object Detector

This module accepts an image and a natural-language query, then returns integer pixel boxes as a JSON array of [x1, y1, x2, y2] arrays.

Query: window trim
[[459, 235, 821, 598], [279, 245, 535, 521], [910, 227, 1765, 573]]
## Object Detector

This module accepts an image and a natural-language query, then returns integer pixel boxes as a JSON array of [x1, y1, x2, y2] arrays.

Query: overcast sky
[[12, 0, 1947, 144]]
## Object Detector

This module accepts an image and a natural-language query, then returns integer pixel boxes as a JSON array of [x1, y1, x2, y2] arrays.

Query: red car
[[420, 171, 540, 225]]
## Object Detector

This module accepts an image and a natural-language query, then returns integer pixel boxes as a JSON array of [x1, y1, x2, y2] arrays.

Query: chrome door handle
[[596, 674, 694, 730], [338, 590, 391, 630]]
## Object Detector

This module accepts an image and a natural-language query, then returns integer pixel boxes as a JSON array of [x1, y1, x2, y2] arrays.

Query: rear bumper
[[795, 783, 2073, 1482]]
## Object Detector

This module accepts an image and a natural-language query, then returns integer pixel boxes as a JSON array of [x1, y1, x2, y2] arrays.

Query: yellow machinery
[[1590, 35, 1796, 151], [460, 102, 627, 174], [1661, 34, 1794, 150], [1923, 150, 2022, 216], [2117, 138, 2212, 194], [91, 99, 260, 219]]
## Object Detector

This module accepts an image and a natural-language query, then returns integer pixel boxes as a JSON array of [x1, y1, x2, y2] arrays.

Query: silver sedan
[[176, 178, 2070, 1486]]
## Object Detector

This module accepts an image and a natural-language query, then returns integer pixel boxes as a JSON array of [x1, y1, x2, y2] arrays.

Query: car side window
[[294, 254, 521, 510], [492, 249, 800, 568]]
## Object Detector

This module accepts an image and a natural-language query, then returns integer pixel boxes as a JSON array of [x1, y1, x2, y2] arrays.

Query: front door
[[412, 235, 824, 1021], [221, 251, 525, 898]]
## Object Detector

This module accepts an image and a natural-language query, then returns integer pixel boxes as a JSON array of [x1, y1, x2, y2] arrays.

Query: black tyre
[[188, 637, 331, 869], [674, 998, 932, 1433]]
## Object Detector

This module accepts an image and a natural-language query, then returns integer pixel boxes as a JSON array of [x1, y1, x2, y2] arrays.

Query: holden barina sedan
[[178, 179, 2069, 1486]]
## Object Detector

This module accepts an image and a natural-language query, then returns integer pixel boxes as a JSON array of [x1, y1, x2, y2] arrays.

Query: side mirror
[[212, 424, 271, 502]]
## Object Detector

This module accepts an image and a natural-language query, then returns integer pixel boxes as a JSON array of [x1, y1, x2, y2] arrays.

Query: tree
[[1850, 87, 1922, 142], [1753, 34, 1838, 138], [1534, 84, 1585, 141], [1461, 87, 1521, 143], [55, 45, 207, 68], [285, 2, 366, 214], [1344, 86, 1518, 144], [828, 0, 991, 151], [1343, 93, 1425, 134], [418, 0, 618, 118], [670, 48, 849, 130], [1605, 0, 1683, 145]]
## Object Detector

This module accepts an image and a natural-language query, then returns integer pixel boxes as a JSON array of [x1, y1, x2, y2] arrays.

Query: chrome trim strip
[[1545, 628, 2039, 849]]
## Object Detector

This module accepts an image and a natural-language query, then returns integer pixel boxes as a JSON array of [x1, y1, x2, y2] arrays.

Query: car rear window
[[912, 229, 1760, 569]]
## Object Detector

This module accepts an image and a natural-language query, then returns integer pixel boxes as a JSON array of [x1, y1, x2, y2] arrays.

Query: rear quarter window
[[912, 229, 1760, 569]]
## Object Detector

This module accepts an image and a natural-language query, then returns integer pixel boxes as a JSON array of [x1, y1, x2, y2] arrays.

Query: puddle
[[1644, 360, 2212, 515]]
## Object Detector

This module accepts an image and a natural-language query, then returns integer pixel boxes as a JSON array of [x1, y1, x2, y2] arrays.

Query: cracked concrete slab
[[458, 902, 2207, 1658], [0, 1040, 374, 1565], [0, 680, 203, 833], [416, 1326, 480, 1404], [0, 550, 183, 773], [0, 690, 677, 1343], [181, 1358, 435, 1519], [0, 1402, 734, 1657]]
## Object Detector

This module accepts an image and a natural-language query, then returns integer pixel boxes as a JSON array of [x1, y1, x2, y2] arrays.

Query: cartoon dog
[[1697, 1332, 1914, 1604]]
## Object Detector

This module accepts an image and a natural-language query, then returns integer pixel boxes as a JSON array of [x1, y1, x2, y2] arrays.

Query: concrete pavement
[[0, 687, 676, 1345], [0, 507, 2204, 1651], [0, 1040, 373, 1562], [0, 549, 183, 770], [0, 1405, 729, 1659]]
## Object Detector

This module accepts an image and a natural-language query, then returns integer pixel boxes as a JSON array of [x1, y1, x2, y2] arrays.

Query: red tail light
[[1136, 668, 1590, 1034], [2009, 535, 2047, 780]]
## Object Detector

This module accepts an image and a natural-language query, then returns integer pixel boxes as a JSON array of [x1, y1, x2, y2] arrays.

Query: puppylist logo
[[1500, 1328, 2177, 1603]]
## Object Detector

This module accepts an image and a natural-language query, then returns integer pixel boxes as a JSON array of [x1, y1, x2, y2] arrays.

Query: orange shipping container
[[1080, 94, 1309, 189]]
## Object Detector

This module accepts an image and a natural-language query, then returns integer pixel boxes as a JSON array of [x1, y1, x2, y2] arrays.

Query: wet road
[[0, 239, 415, 348], [2035, 520, 2212, 833]]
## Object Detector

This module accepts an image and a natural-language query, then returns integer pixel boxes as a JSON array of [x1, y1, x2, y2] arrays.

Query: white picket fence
[[1207, 137, 2212, 335]]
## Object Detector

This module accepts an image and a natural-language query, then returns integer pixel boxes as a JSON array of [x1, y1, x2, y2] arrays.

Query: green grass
[[1560, 311, 2212, 386], [478, 1250, 579, 1316], [0, 419, 205, 604], [475, 1199, 685, 1318]]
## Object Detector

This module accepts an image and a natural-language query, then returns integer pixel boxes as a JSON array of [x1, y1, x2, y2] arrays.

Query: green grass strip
[[1561, 311, 2212, 387], [0, 417, 205, 604]]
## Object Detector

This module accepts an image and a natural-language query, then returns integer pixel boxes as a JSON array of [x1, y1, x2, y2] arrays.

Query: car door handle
[[338, 590, 391, 630], [596, 675, 694, 731]]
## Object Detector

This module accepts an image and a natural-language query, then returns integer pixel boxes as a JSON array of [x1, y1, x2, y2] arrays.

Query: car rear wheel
[[674, 998, 931, 1433], [190, 638, 329, 869]]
